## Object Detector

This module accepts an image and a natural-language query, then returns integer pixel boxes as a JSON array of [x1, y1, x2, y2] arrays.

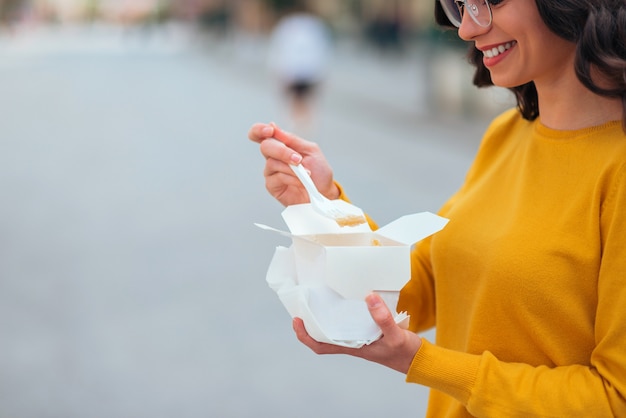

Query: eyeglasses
[[439, 0, 493, 28]]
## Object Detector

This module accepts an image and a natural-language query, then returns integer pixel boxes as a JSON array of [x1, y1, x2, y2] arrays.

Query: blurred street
[[0, 23, 507, 418]]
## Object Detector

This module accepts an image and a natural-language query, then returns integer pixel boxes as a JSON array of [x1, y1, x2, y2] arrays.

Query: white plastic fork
[[289, 163, 367, 227]]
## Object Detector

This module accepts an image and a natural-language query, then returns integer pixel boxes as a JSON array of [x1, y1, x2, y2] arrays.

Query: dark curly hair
[[434, 0, 626, 129]]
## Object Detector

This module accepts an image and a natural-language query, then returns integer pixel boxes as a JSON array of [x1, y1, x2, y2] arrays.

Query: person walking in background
[[267, 0, 332, 137], [249, 0, 626, 416]]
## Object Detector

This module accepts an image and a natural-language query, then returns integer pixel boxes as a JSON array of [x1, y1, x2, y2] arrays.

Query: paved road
[[0, 24, 499, 418]]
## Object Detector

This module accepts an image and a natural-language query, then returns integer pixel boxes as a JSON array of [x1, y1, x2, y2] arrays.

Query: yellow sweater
[[397, 109, 626, 417]]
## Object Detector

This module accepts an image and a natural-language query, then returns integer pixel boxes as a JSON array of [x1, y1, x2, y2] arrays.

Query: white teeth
[[483, 41, 515, 58]]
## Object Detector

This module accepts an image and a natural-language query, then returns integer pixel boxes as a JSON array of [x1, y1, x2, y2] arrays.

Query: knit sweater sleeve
[[405, 162, 626, 417]]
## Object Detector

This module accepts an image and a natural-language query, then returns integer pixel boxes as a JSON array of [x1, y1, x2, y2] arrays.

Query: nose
[[457, 8, 490, 41]]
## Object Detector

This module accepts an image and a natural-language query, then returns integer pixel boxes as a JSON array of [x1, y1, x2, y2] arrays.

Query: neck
[[536, 72, 623, 131]]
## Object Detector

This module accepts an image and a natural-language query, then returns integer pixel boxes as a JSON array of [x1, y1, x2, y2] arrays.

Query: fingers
[[249, 121, 305, 166], [292, 318, 347, 355], [292, 295, 398, 355], [250, 122, 327, 172], [248, 121, 334, 207], [247, 123, 274, 144], [293, 302, 421, 374], [260, 138, 303, 166], [272, 124, 324, 160]]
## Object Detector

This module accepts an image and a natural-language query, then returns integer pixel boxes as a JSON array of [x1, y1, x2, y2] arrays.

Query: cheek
[[507, 35, 574, 84], [485, 46, 534, 88], [531, 39, 576, 76]]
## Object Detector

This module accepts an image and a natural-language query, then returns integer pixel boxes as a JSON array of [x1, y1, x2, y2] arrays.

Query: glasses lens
[[467, 0, 493, 27], [439, 0, 493, 28], [439, 0, 463, 27]]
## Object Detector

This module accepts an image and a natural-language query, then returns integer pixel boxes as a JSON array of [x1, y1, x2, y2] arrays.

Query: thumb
[[366, 293, 398, 335]]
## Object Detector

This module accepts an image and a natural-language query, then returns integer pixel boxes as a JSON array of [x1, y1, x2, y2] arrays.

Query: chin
[[489, 74, 527, 89]]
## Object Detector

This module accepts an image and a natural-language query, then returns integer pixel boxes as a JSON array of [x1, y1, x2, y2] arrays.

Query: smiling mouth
[[483, 41, 517, 58]]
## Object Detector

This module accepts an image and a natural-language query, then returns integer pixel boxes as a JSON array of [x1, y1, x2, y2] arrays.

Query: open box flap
[[254, 223, 292, 239], [376, 212, 449, 245]]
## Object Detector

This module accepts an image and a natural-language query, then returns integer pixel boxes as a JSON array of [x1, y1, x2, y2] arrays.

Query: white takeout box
[[256, 202, 448, 348]]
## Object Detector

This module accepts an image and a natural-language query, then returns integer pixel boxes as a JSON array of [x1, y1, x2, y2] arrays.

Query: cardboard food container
[[256, 201, 448, 348]]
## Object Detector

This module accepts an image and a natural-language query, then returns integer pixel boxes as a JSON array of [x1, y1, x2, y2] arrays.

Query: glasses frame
[[439, 0, 493, 28]]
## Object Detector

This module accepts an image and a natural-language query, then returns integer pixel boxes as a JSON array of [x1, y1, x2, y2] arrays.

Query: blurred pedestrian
[[267, 0, 332, 137], [249, 0, 626, 416]]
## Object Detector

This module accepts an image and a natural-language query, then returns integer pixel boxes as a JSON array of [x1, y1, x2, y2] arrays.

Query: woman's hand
[[248, 122, 338, 207], [292, 293, 422, 375]]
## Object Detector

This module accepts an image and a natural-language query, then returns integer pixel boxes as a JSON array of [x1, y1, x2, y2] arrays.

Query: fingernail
[[366, 293, 381, 308], [262, 126, 273, 136], [290, 153, 302, 164]]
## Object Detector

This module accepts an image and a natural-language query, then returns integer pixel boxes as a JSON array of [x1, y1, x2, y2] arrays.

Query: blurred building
[[1, 0, 437, 39]]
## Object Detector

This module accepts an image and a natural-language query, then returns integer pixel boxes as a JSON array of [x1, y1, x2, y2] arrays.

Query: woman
[[248, 0, 626, 416]]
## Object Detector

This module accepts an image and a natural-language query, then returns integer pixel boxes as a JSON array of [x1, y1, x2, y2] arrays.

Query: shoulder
[[473, 108, 529, 156], [483, 108, 529, 138]]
